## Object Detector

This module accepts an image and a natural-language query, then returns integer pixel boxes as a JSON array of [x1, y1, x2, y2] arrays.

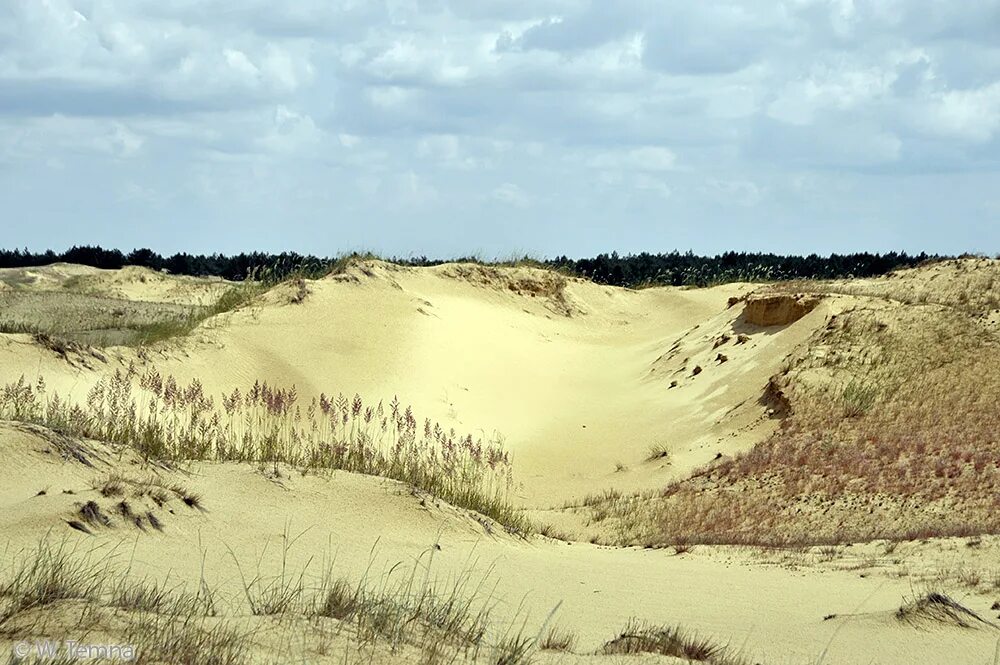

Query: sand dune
[[2, 259, 1000, 664]]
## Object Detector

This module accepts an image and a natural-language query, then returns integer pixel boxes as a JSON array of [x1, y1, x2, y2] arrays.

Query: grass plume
[[1, 368, 529, 535]]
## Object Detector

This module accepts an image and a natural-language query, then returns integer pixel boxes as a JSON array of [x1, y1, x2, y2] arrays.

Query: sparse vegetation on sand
[[5, 254, 1000, 665], [783, 257, 1000, 317], [0, 544, 235, 664], [0, 368, 529, 535], [0, 539, 552, 665], [123, 280, 266, 346], [1, 537, 772, 665]]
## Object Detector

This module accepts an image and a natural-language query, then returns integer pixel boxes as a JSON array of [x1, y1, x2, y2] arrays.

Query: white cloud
[[366, 86, 412, 108], [703, 178, 762, 207], [918, 82, 1000, 142], [224, 49, 260, 80], [256, 106, 321, 153], [101, 124, 145, 157], [632, 174, 672, 199], [396, 171, 439, 207], [417, 134, 460, 160], [338, 133, 361, 148], [767, 63, 896, 126], [492, 183, 530, 207], [0, 116, 144, 160], [0, 0, 997, 255], [588, 147, 677, 172]]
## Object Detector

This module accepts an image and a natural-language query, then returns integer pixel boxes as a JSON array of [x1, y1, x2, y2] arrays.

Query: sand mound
[[434, 263, 564, 293], [0, 262, 230, 306], [0, 263, 102, 290], [0, 261, 830, 506], [70, 265, 232, 305]]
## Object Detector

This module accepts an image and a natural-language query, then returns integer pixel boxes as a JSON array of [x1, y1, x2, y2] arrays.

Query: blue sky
[[1, 1, 999, 258]]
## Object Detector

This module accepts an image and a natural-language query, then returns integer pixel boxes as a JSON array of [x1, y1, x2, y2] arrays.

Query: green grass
[[841, 380, 879, 417]]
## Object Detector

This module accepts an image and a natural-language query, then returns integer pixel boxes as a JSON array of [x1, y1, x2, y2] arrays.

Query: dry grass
[[122, 616, 247, 665], [0, 368, 529, 535], [645, 444, 671, 462], [311, 555, 496, 653], [108, 576, 215, 618], [652, 314, 1000, 545], [0, 291, 210, 348], [91, 474, 201, 510], [440, 263, 578, 317], [0, 276, 267, 349], [71, 474, 203, 533], [128, 282, 265, 346], [537, 523, 572, 541], [0, 540, 107, 635]]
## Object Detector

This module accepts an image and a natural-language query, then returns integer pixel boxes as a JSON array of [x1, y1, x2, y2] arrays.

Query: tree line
[[0, 246, 942, 288]]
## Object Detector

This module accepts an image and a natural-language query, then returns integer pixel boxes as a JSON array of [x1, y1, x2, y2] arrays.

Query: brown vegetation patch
[[12, 421, 102, 467], [587, 265, 1000, 546]]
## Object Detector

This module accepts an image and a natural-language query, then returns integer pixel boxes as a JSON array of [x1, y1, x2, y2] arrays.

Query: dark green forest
[[0, 246, 944, 288]]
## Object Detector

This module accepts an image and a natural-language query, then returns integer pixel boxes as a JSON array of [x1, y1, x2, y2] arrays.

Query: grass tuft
[[539, 625, 576, 651], [896, 592, 993, 628], [645, 444, 670, 462], [842, 380, 878, 418], [602, 620, 746, 664], [0, 540, 107, 633]]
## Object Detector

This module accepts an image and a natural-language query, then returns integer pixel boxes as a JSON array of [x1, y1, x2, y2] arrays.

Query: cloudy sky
[[1, 1, 999, 258]]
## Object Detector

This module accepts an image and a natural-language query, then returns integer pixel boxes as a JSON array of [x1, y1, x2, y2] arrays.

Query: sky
[[1, 1, 999, 258]]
